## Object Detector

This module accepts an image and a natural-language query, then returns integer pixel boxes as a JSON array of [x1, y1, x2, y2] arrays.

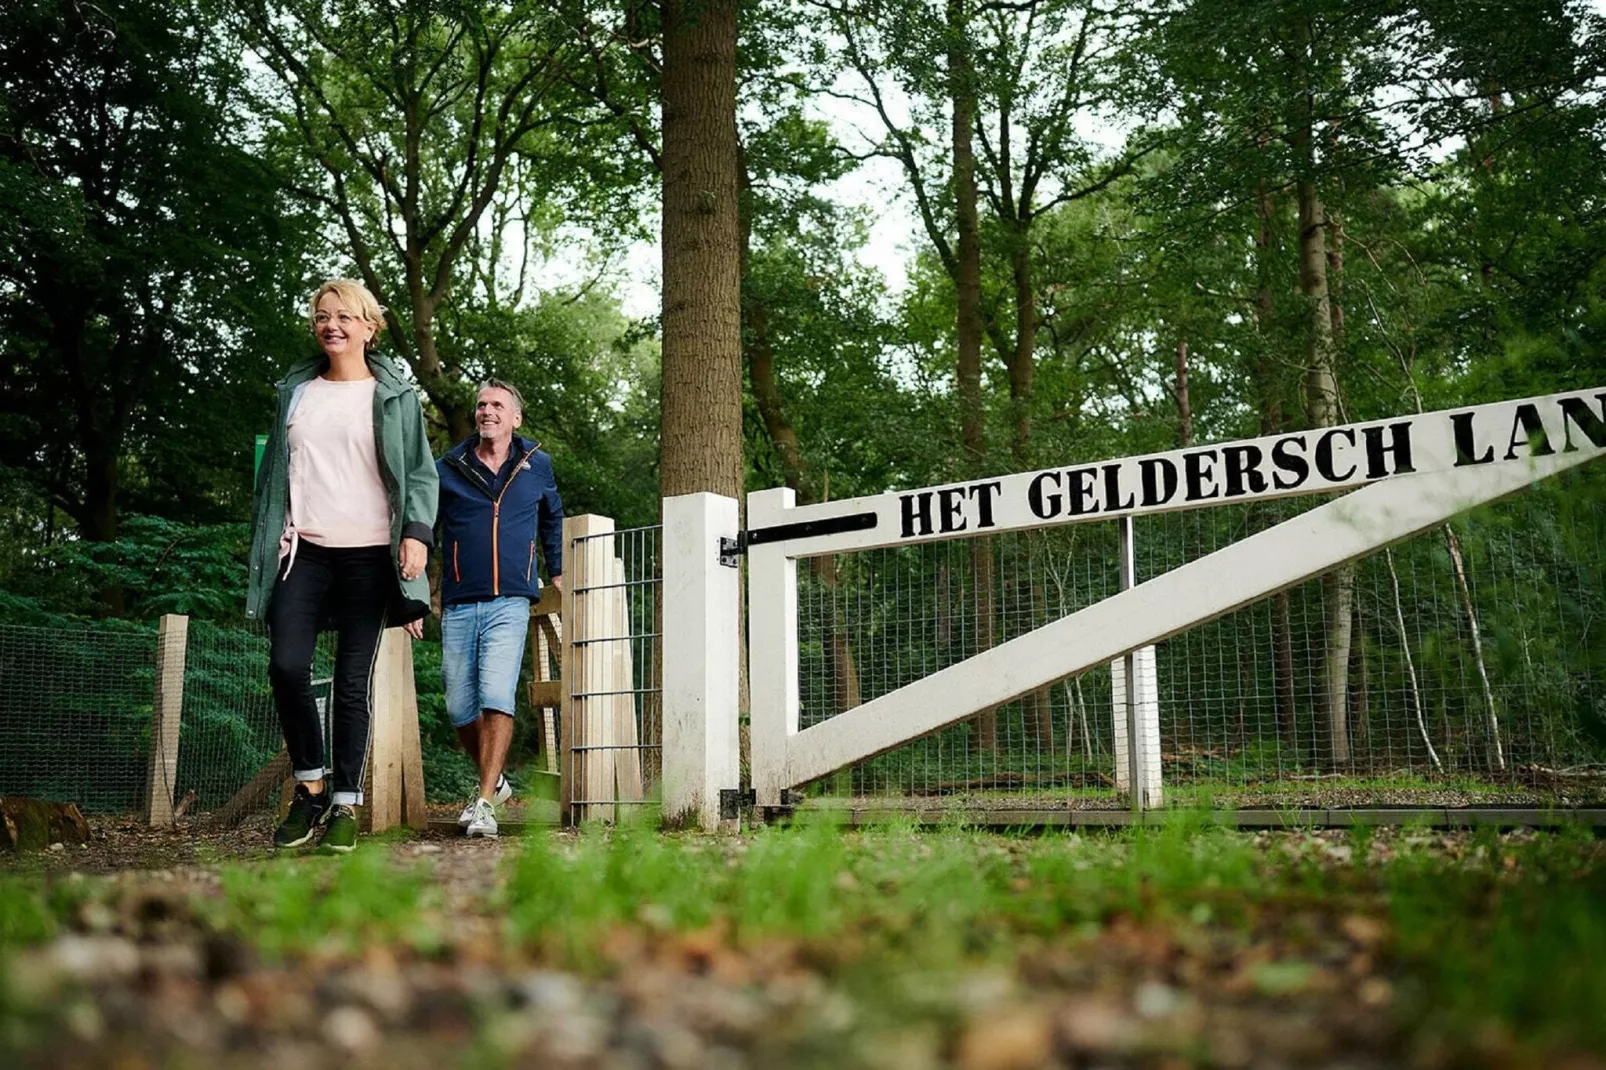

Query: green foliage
[[0, 879, 54, 950], [211, 853, 443, 961], [1388, 828, 1606, 1052], [3, 516, 250, 622], [0, 0, 311, 540]]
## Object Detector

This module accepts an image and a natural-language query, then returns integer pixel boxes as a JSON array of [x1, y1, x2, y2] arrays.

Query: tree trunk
[[660, 0, 743, 501], [1348, 601, 1369, 763], [1297, 171, 1352, 767], [1253, 182, 1297, 749], [412, 318, 473, 443], [1174, 337, 1193, 448], [949, 0, 995, 754], [1008, 219, 1035, 469], [1445, 525, 1505, 771]]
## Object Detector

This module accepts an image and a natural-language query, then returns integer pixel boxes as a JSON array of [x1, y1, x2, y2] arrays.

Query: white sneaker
[[465, 798, 498, 839], [459, 775, 511, 826]]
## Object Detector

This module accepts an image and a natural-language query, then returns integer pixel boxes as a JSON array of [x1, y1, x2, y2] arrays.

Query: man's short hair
[[479, 378, 525, 419]]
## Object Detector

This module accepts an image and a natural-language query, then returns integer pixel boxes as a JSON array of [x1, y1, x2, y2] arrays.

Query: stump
[[0, 797, 91, 852]]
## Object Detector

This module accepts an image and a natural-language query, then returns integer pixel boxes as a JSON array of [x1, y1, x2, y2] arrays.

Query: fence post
[[1113, 518, 1162, 811], [144, 613, 189, 826], [661, 493, 741, 829], [562, 514, 615, 824], [747, 486, 799, 809], [365, 628, 427, 833]]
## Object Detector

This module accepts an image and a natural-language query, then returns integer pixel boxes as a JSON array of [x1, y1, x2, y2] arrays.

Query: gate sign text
[[744, 388, 1606, 556]]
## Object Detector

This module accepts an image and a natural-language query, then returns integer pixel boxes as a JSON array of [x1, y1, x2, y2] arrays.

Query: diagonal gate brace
[[767, 449, 1600, 797]]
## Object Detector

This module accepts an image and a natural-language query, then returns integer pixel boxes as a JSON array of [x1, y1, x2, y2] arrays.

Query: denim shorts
[[441, 597, 530, 727]]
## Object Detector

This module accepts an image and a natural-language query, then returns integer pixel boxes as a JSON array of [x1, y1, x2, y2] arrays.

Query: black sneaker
[[320, 805, 358, 853], [273, 784, 331, 848]]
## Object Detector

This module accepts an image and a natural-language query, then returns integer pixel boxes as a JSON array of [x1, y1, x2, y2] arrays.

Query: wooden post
[[144, 614, 189, 826], [610, 555, 644, 801], [562, 514, 615, 824], [364, 628, 427, 834], [528, 585, 563, 774]]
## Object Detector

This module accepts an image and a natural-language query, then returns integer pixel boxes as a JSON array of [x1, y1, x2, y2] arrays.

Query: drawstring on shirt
[[279, 524, 301, 578]]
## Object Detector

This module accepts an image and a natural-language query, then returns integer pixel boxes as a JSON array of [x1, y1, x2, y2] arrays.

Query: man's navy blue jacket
[[436, 434, 564, 606]]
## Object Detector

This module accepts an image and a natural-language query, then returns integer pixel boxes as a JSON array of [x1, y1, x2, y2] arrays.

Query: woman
[[246, 279, 438, 853]]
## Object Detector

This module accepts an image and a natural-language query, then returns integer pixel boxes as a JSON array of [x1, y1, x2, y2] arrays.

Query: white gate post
[[1113, 518, 1162, 810], [661, 493, 741, 829], [747, 487, 799, 808]]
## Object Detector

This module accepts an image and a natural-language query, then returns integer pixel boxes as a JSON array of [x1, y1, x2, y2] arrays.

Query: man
[[428, 379, 563, 837]]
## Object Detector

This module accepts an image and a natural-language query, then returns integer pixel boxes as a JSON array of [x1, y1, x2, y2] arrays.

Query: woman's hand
[[399, 537, 427, 581], [404, 619, 424, 640]]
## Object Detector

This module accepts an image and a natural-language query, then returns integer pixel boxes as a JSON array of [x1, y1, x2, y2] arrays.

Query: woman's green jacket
[[245, 352, 438, 625]]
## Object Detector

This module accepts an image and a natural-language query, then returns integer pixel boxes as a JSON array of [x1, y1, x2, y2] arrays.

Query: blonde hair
[[308, 279, 387, 345]]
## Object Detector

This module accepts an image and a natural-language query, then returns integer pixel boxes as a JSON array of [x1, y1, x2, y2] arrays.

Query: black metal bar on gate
[[744, 511, 879, 549]]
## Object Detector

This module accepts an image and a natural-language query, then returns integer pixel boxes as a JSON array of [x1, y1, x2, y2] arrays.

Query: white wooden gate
[[745, 388, 1606, 809]]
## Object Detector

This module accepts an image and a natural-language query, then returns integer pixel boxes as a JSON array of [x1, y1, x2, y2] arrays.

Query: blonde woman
[[245, 280, 438, 852]]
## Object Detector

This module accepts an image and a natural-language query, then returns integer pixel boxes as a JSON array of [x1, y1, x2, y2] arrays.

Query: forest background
[[2, 0, 1605, 800]]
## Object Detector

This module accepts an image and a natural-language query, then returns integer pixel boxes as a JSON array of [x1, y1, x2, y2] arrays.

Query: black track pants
[[266, 542, 392, 806]]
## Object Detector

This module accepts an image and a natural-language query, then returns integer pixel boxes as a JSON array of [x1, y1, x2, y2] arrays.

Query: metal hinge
[[718, 533, 747, 568], [719, 788, 755, 820]]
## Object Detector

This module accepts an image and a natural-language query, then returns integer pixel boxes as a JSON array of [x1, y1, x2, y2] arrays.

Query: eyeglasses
[[313, 311, 366, 327]]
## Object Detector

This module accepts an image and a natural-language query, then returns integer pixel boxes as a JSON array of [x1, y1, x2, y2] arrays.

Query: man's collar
[[456, 432, 532, 458]]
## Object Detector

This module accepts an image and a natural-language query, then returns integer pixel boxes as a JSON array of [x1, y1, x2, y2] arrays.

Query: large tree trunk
[[949, 0, 996, 755], [660, 0, 743, 501], [1007, 230, 1054, 747], [1296, 169, 1352, 768], [1007, 221, 1035, 468], [1253, 183, 1297, 750]]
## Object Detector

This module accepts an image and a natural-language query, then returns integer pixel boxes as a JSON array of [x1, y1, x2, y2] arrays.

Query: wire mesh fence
[[0, 621, 159, 812], [175, 624, 335, 813], [566, 523, 662, 820], [796, 469, 1606, 809], [0, 617, 334, 817]]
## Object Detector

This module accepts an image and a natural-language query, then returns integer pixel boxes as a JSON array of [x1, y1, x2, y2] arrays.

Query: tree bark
[[949, 0, 996, 754], [1007, 220, 1035, 468], [1174, 337, 1193, 448], [1296, 160, 1352, 768], [660, 0, 743, 501], [1253, 182, 1297, 749]]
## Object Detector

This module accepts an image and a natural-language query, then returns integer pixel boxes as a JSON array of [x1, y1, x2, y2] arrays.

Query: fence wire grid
[[795, 468, 1606, 809], [566, 524, 662, 820]]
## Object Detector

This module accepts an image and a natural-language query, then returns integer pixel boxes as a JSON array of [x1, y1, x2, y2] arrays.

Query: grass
[[2, 815, 1603, 1063]]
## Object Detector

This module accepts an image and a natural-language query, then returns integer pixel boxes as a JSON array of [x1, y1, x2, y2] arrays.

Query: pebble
[[48, 842, 66, 852], [545, 1009, 609, 1062], [140, 942, 204, 980], [1058, 997, 1137, 1053], [51, 935, 141, 981], [1134, 981, 1184, 1019], [957, 1007, 1054, 1070], [322, 1005, 380, 1053], [515, 969, 586, 1015]]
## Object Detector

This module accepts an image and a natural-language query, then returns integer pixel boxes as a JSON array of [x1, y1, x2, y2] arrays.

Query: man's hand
[[404, 619, 424, 640], [551, 573, 562, 591], [399, 537, 427, 581]]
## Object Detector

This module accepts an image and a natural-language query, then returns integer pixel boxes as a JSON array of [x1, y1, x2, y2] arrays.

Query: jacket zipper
[[526, 541, 535, 582], [488, 445, 539, 596], [453, 542, 460, 583]]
